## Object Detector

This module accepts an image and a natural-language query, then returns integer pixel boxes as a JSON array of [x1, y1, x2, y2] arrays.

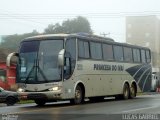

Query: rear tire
[[130, 84, 136, 99], [70, 85, 84, 104]]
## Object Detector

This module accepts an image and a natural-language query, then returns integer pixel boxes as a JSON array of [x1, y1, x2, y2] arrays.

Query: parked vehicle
[[151, 74, 159, 92], [0, 62, 16, 91], [0, 87, 19, 106]]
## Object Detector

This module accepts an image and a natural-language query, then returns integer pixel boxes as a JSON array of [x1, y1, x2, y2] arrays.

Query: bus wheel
[[35, 99, 46, 106], [130, 84, 136, 99], [122, 83, 130, 100], [70, 85, 84, 104]]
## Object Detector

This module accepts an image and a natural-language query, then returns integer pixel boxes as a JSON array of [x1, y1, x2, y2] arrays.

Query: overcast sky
[[0, 0, 160, 42]]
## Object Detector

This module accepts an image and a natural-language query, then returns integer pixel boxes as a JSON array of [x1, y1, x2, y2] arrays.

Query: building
[[126, 16, 160, 76], [0, 62, 16, 90]]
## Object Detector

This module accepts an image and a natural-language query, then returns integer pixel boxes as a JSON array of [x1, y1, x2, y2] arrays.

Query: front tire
[[6, 96, 16, 106], [70, 85, 84, 104], [35, 99, 46, 106]]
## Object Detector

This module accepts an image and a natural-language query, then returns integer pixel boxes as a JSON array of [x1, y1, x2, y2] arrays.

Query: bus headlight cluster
[[17, 88, 25, 92], [49, 86, 61, 91]]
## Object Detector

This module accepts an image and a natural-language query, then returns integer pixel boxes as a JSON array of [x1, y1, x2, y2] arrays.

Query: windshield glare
[[18, 40, 63, 83]]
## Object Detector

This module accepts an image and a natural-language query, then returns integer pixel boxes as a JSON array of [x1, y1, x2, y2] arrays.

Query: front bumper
[[19, 91, 62, 100]]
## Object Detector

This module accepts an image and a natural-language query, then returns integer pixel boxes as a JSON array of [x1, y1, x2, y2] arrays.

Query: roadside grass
[[137, 92, 146, 96], [137, 92, 156, 96], [18, 100, 34, 104]]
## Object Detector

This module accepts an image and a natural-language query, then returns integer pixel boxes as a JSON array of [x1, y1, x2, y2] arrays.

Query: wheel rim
[[124, 88, 128, 98], [130, 85, 135, 98], [124, 85, 129, 99], [75, 89, 81, 99], [74, 86, 83, 104]]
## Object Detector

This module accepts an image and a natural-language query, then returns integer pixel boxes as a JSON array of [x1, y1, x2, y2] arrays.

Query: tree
[[0, 16, 93, 54], [44, 16, 92, 34], [44, 23, 64, 34], [0, 31, 39, 51], [44, 24, 54, 34]]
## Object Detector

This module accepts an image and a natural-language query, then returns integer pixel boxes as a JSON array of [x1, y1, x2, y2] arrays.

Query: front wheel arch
[[70, 83, 85, 104]]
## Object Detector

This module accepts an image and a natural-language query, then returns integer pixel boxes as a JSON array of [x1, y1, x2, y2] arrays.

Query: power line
[[0, 10, 47, 27], [1, 11, 160, 19]]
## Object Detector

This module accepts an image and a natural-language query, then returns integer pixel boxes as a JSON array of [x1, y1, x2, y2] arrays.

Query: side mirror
[[58, 49, 65, 66], [6, 52, 19, 67]]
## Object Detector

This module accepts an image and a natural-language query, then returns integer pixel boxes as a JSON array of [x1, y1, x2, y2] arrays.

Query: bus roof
[[23, 33, 150, 50], [23, 33, 114, 41]]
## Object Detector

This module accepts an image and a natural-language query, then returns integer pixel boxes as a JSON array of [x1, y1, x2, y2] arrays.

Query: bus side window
[[146, 50, 151, 63], [64, 53, 71, 79], [78, 40, 90, 58], [133, 48, 140, 63], [102, 44, 114, 61], [141, 49, 146, 63], [113, 45, 124, 62], [90, 42, 102, 60], [123, 47, 133, 62]]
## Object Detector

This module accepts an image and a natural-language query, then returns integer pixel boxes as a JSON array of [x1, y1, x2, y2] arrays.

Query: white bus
[[7, 33, 151, 106]]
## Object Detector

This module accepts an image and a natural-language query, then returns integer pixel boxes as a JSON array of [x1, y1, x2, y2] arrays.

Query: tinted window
[[123, 47, 133, 62], [133, 48, 140, 62], [102, 44, 114, 60], [78, 40, 89, 58], [113, 45, 124, 61], [66, 39, 76, 60], [66, 39, 76, 73], [146, 50, 151, 63], [141, 49, 146, 63], [84, 42, 90, 58], [90, 42, 102, 59], [20, 41, 39, 53], [78, 41, 84, 58]]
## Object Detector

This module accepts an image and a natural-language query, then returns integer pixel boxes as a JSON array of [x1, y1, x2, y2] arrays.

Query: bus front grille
[[27, 93, 47, 100]]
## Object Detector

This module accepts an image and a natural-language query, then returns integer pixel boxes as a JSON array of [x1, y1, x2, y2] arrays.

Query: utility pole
[[100, 32, 110, 37]]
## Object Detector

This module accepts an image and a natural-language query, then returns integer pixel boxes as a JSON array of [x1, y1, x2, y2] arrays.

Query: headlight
[[17, 88, 25, 92], [49, 86, 61, 91]]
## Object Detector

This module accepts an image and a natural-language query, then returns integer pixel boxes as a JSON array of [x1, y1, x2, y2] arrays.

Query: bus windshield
[[18, 40, 64, 83]]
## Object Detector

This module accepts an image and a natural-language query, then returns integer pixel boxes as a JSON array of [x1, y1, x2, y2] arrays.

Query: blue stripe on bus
[[126, 64, 151, 92]]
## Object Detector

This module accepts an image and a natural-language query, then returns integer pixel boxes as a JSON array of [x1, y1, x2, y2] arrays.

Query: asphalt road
[[1, 94, 160, 120]]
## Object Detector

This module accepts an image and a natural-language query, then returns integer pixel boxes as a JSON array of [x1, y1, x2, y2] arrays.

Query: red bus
[[0, 62, 16, 91]]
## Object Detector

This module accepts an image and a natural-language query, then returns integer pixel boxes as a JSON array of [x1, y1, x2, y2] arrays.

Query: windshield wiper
[[25, 59, 37, 84], [25, 59, 48, 83]]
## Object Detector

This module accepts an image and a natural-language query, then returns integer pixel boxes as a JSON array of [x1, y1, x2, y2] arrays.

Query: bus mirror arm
[[6, 52, 19, 67], [58, 49, 65, 66]]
